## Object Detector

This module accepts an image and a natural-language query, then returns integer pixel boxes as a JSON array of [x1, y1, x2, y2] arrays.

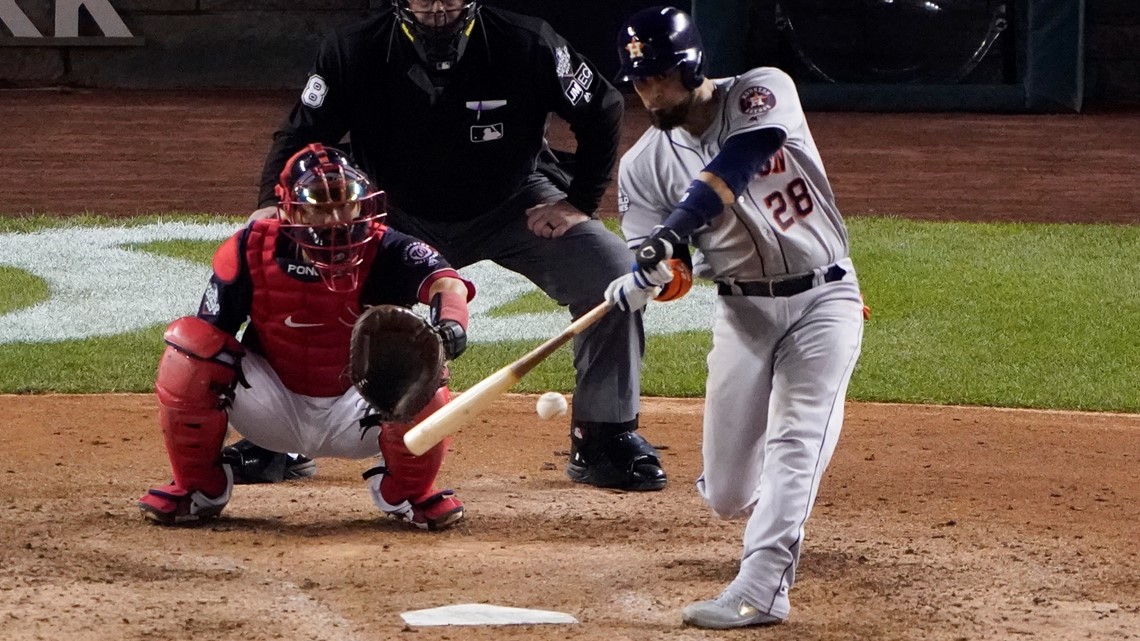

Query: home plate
[[400, 603, 578, 626]]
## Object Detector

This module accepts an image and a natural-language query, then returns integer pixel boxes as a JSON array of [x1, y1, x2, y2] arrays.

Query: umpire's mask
[[393, 0, 479, 72]]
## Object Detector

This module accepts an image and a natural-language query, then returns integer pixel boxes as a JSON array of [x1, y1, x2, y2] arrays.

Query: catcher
[[138, 143, 474, 530]]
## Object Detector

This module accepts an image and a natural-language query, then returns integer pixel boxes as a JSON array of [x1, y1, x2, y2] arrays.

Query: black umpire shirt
[[258, 6, 624, 222]]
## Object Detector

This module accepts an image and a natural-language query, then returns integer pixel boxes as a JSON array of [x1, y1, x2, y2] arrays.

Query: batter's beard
[[649, 94, 696, 131]]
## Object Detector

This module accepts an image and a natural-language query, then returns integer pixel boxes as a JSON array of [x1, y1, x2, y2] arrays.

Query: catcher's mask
[[275, 143, 386, 292], [393, 0, 479, 72]]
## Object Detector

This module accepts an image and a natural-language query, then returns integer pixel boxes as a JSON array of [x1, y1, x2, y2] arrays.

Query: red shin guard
[[155, 317, 245, 497], [378, 386, 451, 502]]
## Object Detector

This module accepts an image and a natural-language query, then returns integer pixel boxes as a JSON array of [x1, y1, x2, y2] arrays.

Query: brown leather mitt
[[349, 305, 445, 423]]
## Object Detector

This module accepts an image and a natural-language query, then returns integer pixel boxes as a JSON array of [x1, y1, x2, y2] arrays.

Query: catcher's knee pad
[[376, 386, 451, 502], [155, 317, 246, 495]]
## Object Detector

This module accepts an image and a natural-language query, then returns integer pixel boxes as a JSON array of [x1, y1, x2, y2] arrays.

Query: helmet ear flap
[[684, 51, 705, 89]]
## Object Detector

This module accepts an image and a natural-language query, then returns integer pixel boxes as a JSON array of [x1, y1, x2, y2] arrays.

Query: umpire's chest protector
[[245, 223, 377, 397]]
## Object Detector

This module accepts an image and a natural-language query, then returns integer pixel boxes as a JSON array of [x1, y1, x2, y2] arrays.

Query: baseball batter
[[605, 7, 865, 629], [138, 144, 474, 531]]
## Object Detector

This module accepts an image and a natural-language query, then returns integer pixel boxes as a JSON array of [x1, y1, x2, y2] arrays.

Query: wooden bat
[[403, 301, 613, 456]]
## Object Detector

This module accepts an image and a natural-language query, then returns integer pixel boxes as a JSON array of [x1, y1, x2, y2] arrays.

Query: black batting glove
[[433, 319, 467, 360], [636, 226, 684, 272]]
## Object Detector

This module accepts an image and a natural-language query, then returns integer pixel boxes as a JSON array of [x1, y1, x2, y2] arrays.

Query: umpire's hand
[[526, 198, 589, 239]]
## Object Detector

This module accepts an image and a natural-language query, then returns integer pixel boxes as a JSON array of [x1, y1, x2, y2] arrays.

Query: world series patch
[[740, 86, 776, 115]]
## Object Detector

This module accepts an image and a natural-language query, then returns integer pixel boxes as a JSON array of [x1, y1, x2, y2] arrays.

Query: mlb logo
[[470, 123, 504, 142]]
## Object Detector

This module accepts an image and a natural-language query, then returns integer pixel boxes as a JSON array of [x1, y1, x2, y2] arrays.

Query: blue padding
[[705, 128, 786, 196], [663, 179, 723, 237]]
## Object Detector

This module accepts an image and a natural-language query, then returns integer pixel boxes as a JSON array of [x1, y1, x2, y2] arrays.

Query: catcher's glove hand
[[349, 305, 446, 423]]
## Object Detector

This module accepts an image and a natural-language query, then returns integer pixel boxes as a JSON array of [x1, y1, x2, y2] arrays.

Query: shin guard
[[154, 317, 245, 497], [376, 386, 451, 503]]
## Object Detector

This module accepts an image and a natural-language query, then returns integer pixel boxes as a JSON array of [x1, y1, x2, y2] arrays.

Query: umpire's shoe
[[567, 420, 667, 491], [221, 439, 317, 485]]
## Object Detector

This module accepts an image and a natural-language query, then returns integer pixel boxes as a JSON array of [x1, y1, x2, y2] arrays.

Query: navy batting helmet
[[615, 6, 705, 90]]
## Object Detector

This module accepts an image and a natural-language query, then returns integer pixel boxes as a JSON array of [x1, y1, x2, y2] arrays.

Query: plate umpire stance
[[227, 0, 667, 492]]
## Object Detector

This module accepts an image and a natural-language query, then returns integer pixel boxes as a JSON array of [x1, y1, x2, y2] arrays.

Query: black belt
[[717, 265, 846, 297]]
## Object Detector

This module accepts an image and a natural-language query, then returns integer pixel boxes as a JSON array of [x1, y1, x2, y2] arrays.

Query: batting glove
[[635, 226, 684, 272], [604, 261, 674, 312]]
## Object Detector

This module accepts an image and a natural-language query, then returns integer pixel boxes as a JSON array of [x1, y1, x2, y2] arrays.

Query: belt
[[717, 265, 846, 297]]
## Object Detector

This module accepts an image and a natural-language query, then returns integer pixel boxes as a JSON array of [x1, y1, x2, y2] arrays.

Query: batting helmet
[[392, 0, 480, 72], [615, 6, 705, 90], [275, 144, 387, 292]]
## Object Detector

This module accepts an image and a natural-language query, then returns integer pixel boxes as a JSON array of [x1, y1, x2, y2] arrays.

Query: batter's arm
[[635, 128, 786, 271]]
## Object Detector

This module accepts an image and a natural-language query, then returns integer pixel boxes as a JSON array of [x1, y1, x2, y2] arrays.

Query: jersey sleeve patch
[[402, 241, 443, 268], [739, 86, 777, 116], [212, 233, 242, 283]]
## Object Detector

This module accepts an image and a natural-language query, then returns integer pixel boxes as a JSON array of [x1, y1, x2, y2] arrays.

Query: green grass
[[486, 290, 562, 316], [127, 239, 220, 263], [1, 216, 1137, 412], [849, 217, 1140, 411], [0, 267, 50, 315]]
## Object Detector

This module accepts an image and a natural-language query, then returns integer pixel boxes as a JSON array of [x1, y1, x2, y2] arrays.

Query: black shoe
[[567, 425, 667, 492], [221, 439, 317, 485]]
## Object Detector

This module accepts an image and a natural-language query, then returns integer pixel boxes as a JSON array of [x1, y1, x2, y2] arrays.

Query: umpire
[[234, 0, 667, 492]]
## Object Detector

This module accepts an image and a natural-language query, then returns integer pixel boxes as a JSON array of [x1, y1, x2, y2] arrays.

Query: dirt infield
[[2, 90, 1139, 640]]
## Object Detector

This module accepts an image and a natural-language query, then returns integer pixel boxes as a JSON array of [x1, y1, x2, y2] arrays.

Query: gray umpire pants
[[385, 174, 644, 425]]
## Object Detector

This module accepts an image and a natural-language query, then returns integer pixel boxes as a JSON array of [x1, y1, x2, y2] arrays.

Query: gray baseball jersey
[[618, 67, 850, 281]]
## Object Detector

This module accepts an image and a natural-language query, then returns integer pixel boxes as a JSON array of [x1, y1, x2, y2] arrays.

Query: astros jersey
[[618, 67, 850, 281]]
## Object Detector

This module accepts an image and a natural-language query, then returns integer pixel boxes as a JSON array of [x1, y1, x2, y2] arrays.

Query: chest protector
[[245, 221, 381, 397]]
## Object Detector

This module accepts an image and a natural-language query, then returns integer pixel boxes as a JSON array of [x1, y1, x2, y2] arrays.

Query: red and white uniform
[[200, 218, 470, 459]]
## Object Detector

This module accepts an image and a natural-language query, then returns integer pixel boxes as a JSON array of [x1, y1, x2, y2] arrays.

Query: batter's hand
[[636, 225, 683, 271], [526, 199, 589, 239], [604, 261, 674, 312]]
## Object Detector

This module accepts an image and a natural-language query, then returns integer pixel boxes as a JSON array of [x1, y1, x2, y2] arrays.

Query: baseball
[[535, 391, 568, 420]]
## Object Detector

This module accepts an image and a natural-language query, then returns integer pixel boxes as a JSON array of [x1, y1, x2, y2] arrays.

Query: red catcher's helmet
[[274, 144, 386, 292]]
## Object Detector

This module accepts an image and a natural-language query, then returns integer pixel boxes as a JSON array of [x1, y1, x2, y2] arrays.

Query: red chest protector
[[245, 221, 381, 397]]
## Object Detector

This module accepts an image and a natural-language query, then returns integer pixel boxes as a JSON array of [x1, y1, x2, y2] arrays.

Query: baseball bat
[[403, 300, 613, 456]]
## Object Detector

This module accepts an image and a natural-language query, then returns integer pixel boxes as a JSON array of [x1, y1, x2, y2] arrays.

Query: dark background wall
[[0, 0, 1136, 104]]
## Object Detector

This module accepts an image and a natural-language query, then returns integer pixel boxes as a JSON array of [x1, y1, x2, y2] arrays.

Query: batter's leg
[[726, 284, 864, 620], [696, 296, 779, 518]]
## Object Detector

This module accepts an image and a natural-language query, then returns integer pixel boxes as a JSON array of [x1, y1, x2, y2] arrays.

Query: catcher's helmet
[[616, 6, 705, 90], [275, 144, 386, 292], [392, 0, 479, 72]]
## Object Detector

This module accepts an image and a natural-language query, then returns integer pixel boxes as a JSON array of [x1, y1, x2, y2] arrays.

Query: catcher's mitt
[[349, 305, 445, 423]]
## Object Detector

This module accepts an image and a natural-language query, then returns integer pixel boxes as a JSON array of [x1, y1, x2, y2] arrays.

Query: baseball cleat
[[567, 430, 667, 491], [681, 593, 783, 629], [222, 439, 317, 484], [138, 466, 234, 526], [365, 466, 465, 531]]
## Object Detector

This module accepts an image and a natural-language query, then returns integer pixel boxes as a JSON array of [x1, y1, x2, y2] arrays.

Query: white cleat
[[681, 593, 784, 629]]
